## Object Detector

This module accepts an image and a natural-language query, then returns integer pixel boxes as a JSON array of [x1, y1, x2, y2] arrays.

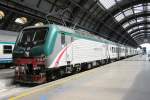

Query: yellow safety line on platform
[[8, 68, 98, 100]]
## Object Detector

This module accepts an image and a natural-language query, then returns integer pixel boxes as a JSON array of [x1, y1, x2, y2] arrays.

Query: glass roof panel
[[147, 24, 150, 27], [139, 25, 144, 28], [132, 33, 144, 38], [99, 0, 116, 9], [147, 17, 150, 21], [115, 13, 125, 21], [128, 29, 133, 33], [122, 22, 130, 28], [137, 17, 145, 22], [129, 19, 136, 24], [116, 0, 122, 1], [132, 26, 139, 30], [131, 31, 140, 36], [134, 6, 143, 13], [131, 30, 145, 36], [148, 3, 150, 11], [124, 8, 133, 16]]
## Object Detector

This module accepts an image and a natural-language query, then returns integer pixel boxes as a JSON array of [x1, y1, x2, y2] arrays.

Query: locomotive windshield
[[17, 27, 48, 46]]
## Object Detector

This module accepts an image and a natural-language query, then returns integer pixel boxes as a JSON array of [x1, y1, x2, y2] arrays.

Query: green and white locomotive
[[13, 24, 138, 84]]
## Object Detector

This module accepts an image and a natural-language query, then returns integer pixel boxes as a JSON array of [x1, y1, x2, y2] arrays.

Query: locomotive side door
[[61, 33, 73, 64]]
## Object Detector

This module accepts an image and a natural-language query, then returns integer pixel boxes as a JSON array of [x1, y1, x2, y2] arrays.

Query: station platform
[[8, 55, 150, 100]]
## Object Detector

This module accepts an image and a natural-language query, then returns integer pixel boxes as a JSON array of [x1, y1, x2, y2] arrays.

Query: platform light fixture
[[34, 22, 44, 26], [15, 17, 27, 24], [0, 10, 5, 20]]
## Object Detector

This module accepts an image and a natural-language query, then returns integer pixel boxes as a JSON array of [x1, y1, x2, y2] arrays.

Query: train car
[[0, 30, 17, 68], [13, 24, 138, 84], [0, 42, 15, 68]]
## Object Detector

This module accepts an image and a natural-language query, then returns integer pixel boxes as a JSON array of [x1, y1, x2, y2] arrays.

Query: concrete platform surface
[[8, 55, 150, 100]]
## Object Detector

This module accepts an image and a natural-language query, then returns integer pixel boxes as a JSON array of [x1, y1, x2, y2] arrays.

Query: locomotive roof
[[22, 24, 134, 48], [56, 24, 118, 46]]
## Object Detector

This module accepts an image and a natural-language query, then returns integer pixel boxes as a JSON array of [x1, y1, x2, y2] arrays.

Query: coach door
[[105, 43, 110, 60], [117, 44, 120, 59]]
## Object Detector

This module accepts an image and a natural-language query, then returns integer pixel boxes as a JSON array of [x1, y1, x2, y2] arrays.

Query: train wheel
[[59, 69, 65, 78], [46, 70, 58, 82], [51, 72, 57, 80], [75, 65, 81, 72]]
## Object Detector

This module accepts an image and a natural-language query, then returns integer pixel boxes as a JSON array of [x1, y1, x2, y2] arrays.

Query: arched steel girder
[[134, 36, 145, 44], [134, 38, 150, 45], [131, 31, 150, 38], [109, 0, 149, 17], [134, 39, 144, 45], [125, 21, 150, 32], [113, 12, 150, 41], [132, 33, 150, 39], [120, 12, 150, 25], [102, 0, 149, 23], [133, 35, 150, 42], [129, 27, 150, 35]]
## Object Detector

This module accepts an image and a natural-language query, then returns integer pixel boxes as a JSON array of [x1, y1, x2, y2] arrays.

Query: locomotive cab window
[[17, 27, 48, 46], [3, 45, 12, 54]]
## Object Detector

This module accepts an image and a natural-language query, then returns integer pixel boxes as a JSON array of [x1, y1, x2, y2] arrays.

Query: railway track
[[0, 68, 30, 100]]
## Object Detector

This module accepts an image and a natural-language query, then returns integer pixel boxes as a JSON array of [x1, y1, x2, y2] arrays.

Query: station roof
[[0, 0, 150, 47]]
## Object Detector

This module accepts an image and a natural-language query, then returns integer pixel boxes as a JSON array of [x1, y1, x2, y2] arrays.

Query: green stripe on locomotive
[[0, 42, 15, 44], [29, 25, 59, 57]]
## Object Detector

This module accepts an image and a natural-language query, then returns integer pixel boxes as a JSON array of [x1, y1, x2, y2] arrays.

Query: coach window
[[3, 45, 12, 54]]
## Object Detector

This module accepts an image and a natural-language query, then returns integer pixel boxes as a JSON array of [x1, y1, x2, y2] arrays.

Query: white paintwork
[[49, 36, 138, 68]]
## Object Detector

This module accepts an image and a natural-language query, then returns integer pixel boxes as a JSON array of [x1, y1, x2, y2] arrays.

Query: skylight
[[137, 17, 145, 22], [147, 17, 150, 21], [129, 19, 136, 25], [128, 29, 133, 33], [139, 25, 144, 28], [99, 0, 116, 9], [132, 26, 139, 30], [131, 31, 140, 36], [122, 22, 130, 28], [148, 4, 150, 11], [115, 13, 125, 21], [124, 8, 133, 16], [134, 6, 143, 13], [132, 34, 141, 38]]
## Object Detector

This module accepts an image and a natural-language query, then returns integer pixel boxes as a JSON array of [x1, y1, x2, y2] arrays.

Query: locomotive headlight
[[33, 66, 40, 70]]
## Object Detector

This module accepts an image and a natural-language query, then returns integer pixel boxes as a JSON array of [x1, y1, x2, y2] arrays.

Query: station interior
[[0, 0, 150, 100]]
